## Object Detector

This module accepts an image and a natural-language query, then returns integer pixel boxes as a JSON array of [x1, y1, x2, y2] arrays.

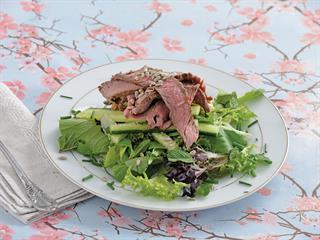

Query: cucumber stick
[[110, 134, 127, 144], [151, 133, 177, 150], [109, 121, 219, 135], [76, 106, 201, 123]]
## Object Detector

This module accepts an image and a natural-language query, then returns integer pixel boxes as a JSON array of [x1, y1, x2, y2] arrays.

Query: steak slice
[[98, 80, 140, 99], [124, 100, 171, 129], [111, 66, 170, 88], [193, 88, 211, 112], [156, 77, 199, 148], [184, 84, 199, 104], [132, 90, 159, 115]]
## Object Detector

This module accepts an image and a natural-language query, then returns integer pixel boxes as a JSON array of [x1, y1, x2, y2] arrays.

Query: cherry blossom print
[[282, 92, 310, 112], [36, 92, 52, 106], [204, 5, 216, 12], [88, 25, 119, 39], [181, 19, 193, 26], [116, 46, 148, 61], [27, 230, 68, 240], [115, 30, 151, 47], [280, 161, 293, 174], [148, 0, 172, 13], [0, 224, 14, 240], [275, 60, 306, 73], [291, 197, 320, 211], [20, 1, 44, 16], [0, 64, 6, 72], [162, 37, 185, 52], [240, 25, 274, 42], [257, 187, 272, 196], [243, 53, 256, 59], [165, 225, 183, 238], [188, 58, 206, 65], [261, 213, 278, 226], [0, 13, 17, 39], [3, 80, 27, 100]]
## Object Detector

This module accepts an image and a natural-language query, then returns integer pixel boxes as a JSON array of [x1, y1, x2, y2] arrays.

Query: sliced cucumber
[[109, 120, 218, 136], [75, 108, 144, 123], [198, 123, 219, 135], [191, 105, 201, 116], [110, 134, 127, 144], [152, 133, 177, 150], [76, 106, 201, 123]]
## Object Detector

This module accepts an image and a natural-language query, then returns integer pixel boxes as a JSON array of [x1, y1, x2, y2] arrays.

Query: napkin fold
[[0, 83, 93, 223]]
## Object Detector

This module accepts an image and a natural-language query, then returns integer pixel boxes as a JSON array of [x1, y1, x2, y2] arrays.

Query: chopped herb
[[106, 181, 115, 190], [82, 174, 93, 182], [239, 180, 252, 186], [60, 95, 73, 99], [82, 159, 91, 163], [264, 143, 268, 153], [71, 109, 81, 115], [60, 116, 72, 119], [247, 120, 258, 128], [58, 156, 67, 160]]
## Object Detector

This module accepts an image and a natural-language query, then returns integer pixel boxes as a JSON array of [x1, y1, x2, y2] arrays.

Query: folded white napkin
[[0, 83, 93, 223]]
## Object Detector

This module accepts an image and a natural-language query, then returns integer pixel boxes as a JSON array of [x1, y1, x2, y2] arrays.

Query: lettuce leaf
[[121, 170, 187, 200], [238, 89, 263, 105], [59, 118, 109, 155]]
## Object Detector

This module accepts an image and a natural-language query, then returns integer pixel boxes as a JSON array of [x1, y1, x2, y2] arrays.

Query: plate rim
[[39, 59, 289, 211]]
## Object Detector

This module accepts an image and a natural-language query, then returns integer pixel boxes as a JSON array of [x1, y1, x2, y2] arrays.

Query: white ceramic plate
[[40, 59, 288, 211]]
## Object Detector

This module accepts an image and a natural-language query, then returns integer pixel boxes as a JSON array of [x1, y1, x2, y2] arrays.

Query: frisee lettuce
[[121, 169, 187, 200]]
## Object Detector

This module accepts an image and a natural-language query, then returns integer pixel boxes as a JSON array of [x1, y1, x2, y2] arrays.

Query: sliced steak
[[156, 77, 199, 148], [193, 88, 211, 112], [184, 84, 199, 104], [111, 66, 171, 88], [99, 80, 140, 99], [132, 90, 160, 115], [124, 100, 171, 129], [175, 72, 213, 102]]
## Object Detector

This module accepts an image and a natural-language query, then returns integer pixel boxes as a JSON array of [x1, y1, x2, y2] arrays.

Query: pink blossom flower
[[257, 187, 272, 196], [21, 1, 44, 15], [0, 64, 6, 72], [213, 33, 241, 45], [240, 25, 273, 42], [262, 213, 278, 226], [41, 67, 76, 91], [235, 220, 247, 225], [310, 235, 320, 240], [20, 24, 38, 37], [3, 80, 27, 100], [0, 13, 17, 39], [181, 19, 193, 26], [148, 0, 171, 13], [233, 69, 248, 81], [244, 207, 261, 221], [141, 210, 164, 228], [243, 53, 256, 59], [188, 58, 206, 65], [36, 92, 52, 106], [292, 197, 320, 211], [163, 37, 185, 52], [89, 25, 119, 38], [116, 46, 148, 61], [276, 60, 306, 73], [28, 230, 68, 240], [0, 224, 14, 240], [283, 92, 310, 112], [110, 216, 132, 227], [165, 225, 183, 238], [247, 74, 263, 84], [33, 45, 52, 62], [280, 161, 292, 174], [17, 38, 32, 55], [204, 5, 216, 12], [116, 30, 151, 47]]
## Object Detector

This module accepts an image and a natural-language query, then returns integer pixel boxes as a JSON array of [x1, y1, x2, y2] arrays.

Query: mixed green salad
[[58, 89, 271, 200]]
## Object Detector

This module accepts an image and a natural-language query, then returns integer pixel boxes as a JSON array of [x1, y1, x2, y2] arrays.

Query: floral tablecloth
[[0, 0, 319, 239]]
